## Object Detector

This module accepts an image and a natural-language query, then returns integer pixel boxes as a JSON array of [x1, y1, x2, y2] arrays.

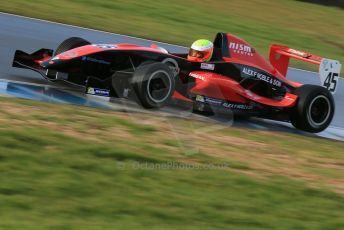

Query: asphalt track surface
[[1, 12, 343, 141]]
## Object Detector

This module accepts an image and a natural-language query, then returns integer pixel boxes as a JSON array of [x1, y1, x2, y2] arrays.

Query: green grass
[[1, 97, 344, 229], [0, 0, 343, 71]]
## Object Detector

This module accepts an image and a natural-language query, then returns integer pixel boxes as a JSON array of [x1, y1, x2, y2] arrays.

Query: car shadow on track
[[0, 78, 335, 141]]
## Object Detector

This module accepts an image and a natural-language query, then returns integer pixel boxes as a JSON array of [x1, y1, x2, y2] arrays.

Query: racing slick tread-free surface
[[291, 84, 335, 133], [55, 37, 91, 55]]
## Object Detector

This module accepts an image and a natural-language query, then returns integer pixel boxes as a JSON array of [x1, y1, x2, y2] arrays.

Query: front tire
[[290, 85, 334, 133], [54, 37, 91, 55], [47, 37, 91, 80], [131, 62, 175, 109]]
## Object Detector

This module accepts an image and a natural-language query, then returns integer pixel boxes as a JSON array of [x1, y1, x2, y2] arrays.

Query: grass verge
[[0, 97, 344, 229]]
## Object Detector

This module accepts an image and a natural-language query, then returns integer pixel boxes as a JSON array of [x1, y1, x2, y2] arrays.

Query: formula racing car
[[12, 32, 341, 132]]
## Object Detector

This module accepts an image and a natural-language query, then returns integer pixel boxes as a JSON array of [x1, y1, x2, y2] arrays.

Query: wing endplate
[[269, 44, 341, 94]]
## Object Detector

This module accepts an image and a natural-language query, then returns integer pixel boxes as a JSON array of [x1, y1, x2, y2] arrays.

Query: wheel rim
[[307, 95, 331, 127], [146, 70, 172, 103]]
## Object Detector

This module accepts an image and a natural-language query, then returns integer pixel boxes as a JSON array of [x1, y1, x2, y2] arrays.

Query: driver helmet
[[187, 39, 213, 62]]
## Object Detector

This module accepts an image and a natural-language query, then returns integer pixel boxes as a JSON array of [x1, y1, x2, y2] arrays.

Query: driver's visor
[[188, 49, 204, 58]]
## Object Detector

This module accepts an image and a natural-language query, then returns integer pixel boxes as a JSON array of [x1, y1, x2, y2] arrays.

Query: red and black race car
[[12, 32, 341, 132]]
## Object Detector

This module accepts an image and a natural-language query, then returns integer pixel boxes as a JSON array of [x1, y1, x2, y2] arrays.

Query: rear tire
[[290, 84, 334, 133], [131, 62, 175, 109]]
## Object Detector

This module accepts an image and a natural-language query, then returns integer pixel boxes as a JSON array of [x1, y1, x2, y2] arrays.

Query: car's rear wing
[[269, 44, 341, 94]]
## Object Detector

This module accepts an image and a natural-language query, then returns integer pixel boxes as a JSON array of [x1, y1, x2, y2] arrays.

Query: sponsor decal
[[201, 63, 215, 70], [204, 97, 222, 105], [87, 87, 110, 97], [242, 67, 282, 87], [87, 87, 95, 94], [196, 95, 253, 110], [195, 95, 205, 102], [222, 102, 253, 110], [195, 95, 221, 105], [287, 48, 309, 58], [229, 42, 255, 56], [81, 56, 110, 65], [93, 44, 117, 49], [189, 73, 205, 81]]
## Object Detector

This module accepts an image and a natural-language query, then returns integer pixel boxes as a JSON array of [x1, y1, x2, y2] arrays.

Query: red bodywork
[[174, 33, 318, 108], [28, 33, 327, 110]]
